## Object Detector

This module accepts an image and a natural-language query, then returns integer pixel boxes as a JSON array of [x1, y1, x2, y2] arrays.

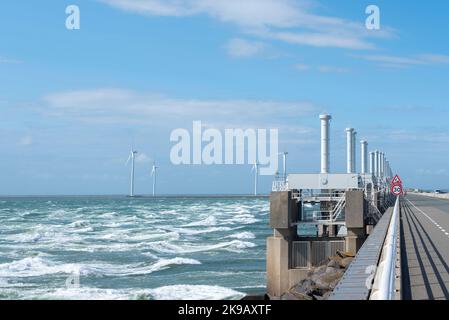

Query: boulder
[[327, 259, 340, 269], [339, 257, 354, 269], [337, 250, 356, 258], [326, 266, 338, 274]]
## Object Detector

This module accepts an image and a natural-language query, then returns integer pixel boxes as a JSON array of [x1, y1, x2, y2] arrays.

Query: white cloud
[[417, 168, 449, 176], [0, 56, 22, 64], [317, 65, 349, 73], [135, 153, 153, 164], [294, 63, 311, 71], [224, 38, 268, 58], [353, 53, 449, 68], [40, 88, 318, 125], [99, 0, 393, 50], [294, 63, 348, 73], [18, 136, 33, 146]]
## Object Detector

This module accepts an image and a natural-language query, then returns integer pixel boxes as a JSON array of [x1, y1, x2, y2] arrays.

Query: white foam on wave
[[97, 230, 180, 243], [148, 285, 245, 300], [0, 256, 201, 278], [170, 226, 232, 236], [0, 257, 88, 278], [77, 257, 202, 277], [183, 216, 217, 227], [148, 240, 256, 254], [38, 287, 132, 300], [4, 231, 46, 243], [70, 220, 89, 228], [227, 231, 255, 240], [15, 285, 243, 300], [227, 214, 259, 225]]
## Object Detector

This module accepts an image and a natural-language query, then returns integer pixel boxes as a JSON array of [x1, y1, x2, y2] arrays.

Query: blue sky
[[1, 0, 449, 195]]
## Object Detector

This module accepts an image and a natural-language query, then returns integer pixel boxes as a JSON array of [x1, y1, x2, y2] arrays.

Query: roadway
[[401, 194, 449, 300]]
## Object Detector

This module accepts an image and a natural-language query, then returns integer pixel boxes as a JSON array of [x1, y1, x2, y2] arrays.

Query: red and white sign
[[390, 174, 403, 196], [391, 184, 403, 196], [391, 175, 402, 186]]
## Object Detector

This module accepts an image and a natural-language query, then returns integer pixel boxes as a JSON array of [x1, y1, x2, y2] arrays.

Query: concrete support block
[[345, 190, 365, 229], [270, 191, 299, 229], [266, 236, 290, 298], [345, 228, 366, 255]]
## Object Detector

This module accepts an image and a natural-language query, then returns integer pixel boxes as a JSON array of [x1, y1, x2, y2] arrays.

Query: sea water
[[0, 196, 271, 300]]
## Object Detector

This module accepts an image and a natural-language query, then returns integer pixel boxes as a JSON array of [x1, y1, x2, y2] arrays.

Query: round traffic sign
[[391, 184, 403, 196]]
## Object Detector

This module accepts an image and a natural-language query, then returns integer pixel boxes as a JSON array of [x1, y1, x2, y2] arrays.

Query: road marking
[[406, 198, 449, 239]]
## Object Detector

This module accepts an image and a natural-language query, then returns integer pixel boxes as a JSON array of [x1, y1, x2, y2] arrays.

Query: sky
[[1, 0, 449, 195]]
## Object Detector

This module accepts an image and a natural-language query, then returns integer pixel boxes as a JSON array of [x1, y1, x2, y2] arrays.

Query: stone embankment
[[281, 251, 354, 300]]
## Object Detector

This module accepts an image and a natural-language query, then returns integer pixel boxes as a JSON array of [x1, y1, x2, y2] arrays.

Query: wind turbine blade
[[125, 153, 132, 166]]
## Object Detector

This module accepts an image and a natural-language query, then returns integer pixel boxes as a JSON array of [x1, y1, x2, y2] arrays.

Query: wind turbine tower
[[252, 161, 259, 196], [126, 149, 138, 197], [151, 161, 158, 197]]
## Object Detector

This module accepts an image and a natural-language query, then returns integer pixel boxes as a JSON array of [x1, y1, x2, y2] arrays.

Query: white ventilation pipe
[[375, 150, 380, 178], [369, 151, 375, 175], [320, 114, 332, 174], [345, 128, 354, 173], [385, 160, 391, 179], [361, 140, 368, 174], [381, 152, 385, 178], [352, 131, 357, 173]]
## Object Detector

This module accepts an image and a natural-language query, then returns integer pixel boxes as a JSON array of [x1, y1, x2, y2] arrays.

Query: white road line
[[406, 198, 449, 239]]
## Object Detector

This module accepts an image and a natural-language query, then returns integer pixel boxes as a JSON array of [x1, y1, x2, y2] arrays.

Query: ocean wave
[[148, 240, 256, 254], [227, 214, 259, 225], [0, 257, 88, 278], [4, 284, 243, 300], [183, 216, 217, 227], [170, 226, 232, 236], [148, 285, 245, 300], [37, 287, 132, 300], [227, 231, 256, 240], [0, 256, 201, 278], [70, 220, 89, 228], [97, 231, 180, 243]]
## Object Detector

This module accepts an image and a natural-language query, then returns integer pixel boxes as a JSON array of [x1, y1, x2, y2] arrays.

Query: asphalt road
[[401, 194, 449, 300]]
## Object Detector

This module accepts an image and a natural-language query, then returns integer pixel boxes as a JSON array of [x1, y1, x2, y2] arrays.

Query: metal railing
[[369, 196, 401, 300], [272, 176, 289, 192]]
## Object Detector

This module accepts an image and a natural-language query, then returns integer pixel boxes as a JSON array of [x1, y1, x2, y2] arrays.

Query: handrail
[[369, 196, 400, 300], [331, 196, 346, 221]]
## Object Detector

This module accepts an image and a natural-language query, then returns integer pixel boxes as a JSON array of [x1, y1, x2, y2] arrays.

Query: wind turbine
[[151, 161, 158, 197], [279, 152, 288, 183], [252, 161, 259, 196], [125, 149, 138, 197]]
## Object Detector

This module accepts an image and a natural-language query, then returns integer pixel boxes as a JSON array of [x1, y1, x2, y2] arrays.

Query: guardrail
[[369, 196, 401, 300], [329, 197, 399, 300]]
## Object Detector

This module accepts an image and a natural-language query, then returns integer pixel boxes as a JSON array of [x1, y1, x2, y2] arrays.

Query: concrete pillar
[[267, 234, 290, 297], [344, 190, 366, 255], [267, 191, 299, 298], [320, 115, 332, 174]]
